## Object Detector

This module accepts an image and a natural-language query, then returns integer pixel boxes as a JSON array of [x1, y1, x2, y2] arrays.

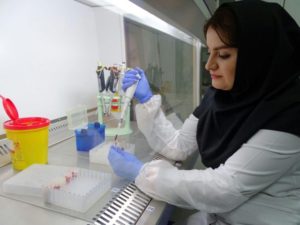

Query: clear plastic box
[[67, 105, 88, 130]]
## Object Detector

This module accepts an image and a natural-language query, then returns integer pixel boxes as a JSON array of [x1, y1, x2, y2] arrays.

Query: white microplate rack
[[3, 164, 111, 212]]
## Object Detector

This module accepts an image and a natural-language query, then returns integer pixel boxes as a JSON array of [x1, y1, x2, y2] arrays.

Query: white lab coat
[[134, 95, 300, 225]]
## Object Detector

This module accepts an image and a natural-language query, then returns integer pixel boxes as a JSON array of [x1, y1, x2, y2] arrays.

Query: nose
[[205, 56, 218, 71]]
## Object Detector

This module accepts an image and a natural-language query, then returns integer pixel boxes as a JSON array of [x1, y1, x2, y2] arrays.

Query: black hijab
[[193, 0, 300, 168]]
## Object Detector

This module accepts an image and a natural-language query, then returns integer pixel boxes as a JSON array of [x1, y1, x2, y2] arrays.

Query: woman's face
[[205, 26, 238, 90]]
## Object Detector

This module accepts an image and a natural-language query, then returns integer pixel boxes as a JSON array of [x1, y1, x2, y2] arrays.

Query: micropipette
[[114, 73, 141, 143], [118, 75, 140, 128]]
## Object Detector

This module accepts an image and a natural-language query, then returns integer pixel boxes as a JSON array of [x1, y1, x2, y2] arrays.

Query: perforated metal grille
[[48, 118, 73, 146], [90, 183, 152, 225], [0, 139, 11, 167], [89, 153, 180, 225]]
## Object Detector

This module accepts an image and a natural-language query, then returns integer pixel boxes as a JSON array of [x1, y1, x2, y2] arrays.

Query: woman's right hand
[[122, 67, 153, 103]]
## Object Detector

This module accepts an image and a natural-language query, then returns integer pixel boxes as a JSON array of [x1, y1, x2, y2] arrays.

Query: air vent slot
[[0, 139, 12, 167]]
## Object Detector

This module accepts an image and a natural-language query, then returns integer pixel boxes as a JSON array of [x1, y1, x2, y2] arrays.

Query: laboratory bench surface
[[0, 123, 198, 225]]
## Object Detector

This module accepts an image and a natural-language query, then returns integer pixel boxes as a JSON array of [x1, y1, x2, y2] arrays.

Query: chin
[[212, 84, 231, 91]]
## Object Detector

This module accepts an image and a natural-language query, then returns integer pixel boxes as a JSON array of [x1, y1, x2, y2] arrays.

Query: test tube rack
[[97, 94, 132, 136]]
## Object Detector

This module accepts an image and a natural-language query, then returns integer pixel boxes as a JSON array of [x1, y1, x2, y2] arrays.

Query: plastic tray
[[3, 164, 111, 212]]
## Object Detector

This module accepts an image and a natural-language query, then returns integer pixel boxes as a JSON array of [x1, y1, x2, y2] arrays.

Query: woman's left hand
[[108, 145, 143, 181]]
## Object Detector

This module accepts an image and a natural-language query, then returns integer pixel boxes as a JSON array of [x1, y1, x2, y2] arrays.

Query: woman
[[109, 1, 300, 224]]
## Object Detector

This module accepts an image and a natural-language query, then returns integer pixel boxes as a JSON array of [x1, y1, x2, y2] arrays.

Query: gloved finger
[[110, 145, 132, 157], [115, 148, 136, 160], [125, 69, 139, 76], [122, 76, 139, 85], [111, 145, 129, 156], [108, 146, 123, 162], [124, 73, 140, 80], [115, 147, 126, 155], [111, 145, 137, 160], [109, 145, 118, 155], [110, 144, 123, 152], [134, 67, 146, 77], [108, 151, 116, 165], [122, 79, 138, 90], [122, 80, 136, 91], [109, 145, 122, 157]]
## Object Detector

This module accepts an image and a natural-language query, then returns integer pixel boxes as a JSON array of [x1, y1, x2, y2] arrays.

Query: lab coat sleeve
[[135, 129, 300, 213], [135, 95, 198, 161]]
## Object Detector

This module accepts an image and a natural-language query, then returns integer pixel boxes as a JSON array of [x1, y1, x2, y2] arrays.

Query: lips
[[211, 74, 222, 79]]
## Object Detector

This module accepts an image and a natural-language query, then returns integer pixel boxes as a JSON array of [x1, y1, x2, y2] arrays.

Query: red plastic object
[[1, 95, 50, 130], [4, 117, 50, 130], [0, 95, 19, 121]]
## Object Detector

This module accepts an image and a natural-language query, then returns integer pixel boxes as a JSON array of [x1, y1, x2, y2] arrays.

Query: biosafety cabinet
[[0, 0, 202, 224], [0, 0, 202, 136]]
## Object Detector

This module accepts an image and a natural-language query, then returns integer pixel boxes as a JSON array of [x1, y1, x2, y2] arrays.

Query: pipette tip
[[114, 134, 118, 145], [118, 119, 123, 128]]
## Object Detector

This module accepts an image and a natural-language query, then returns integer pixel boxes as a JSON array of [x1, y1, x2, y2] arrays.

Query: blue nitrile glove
[[108, 145, 143, 181], [122, 67, 153, 103]]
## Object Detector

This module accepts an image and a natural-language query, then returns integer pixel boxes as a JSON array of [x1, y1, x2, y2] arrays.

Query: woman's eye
[[219, 54, 230, 59]]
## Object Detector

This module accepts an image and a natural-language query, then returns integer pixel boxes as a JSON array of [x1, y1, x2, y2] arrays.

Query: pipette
[[114, 73, 141, 143], [118, 75, 140, 128]]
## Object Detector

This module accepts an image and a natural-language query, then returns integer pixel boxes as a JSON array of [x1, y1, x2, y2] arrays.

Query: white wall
[[0, 0, 124, 134], [94, 7, 125, 65]]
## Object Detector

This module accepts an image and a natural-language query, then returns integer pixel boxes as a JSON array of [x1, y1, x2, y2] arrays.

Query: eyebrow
[[208, 45, 234, 51]]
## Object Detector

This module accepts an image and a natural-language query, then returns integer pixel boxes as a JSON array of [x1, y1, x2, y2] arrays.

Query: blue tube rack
[[75, 122, 105, 151]]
